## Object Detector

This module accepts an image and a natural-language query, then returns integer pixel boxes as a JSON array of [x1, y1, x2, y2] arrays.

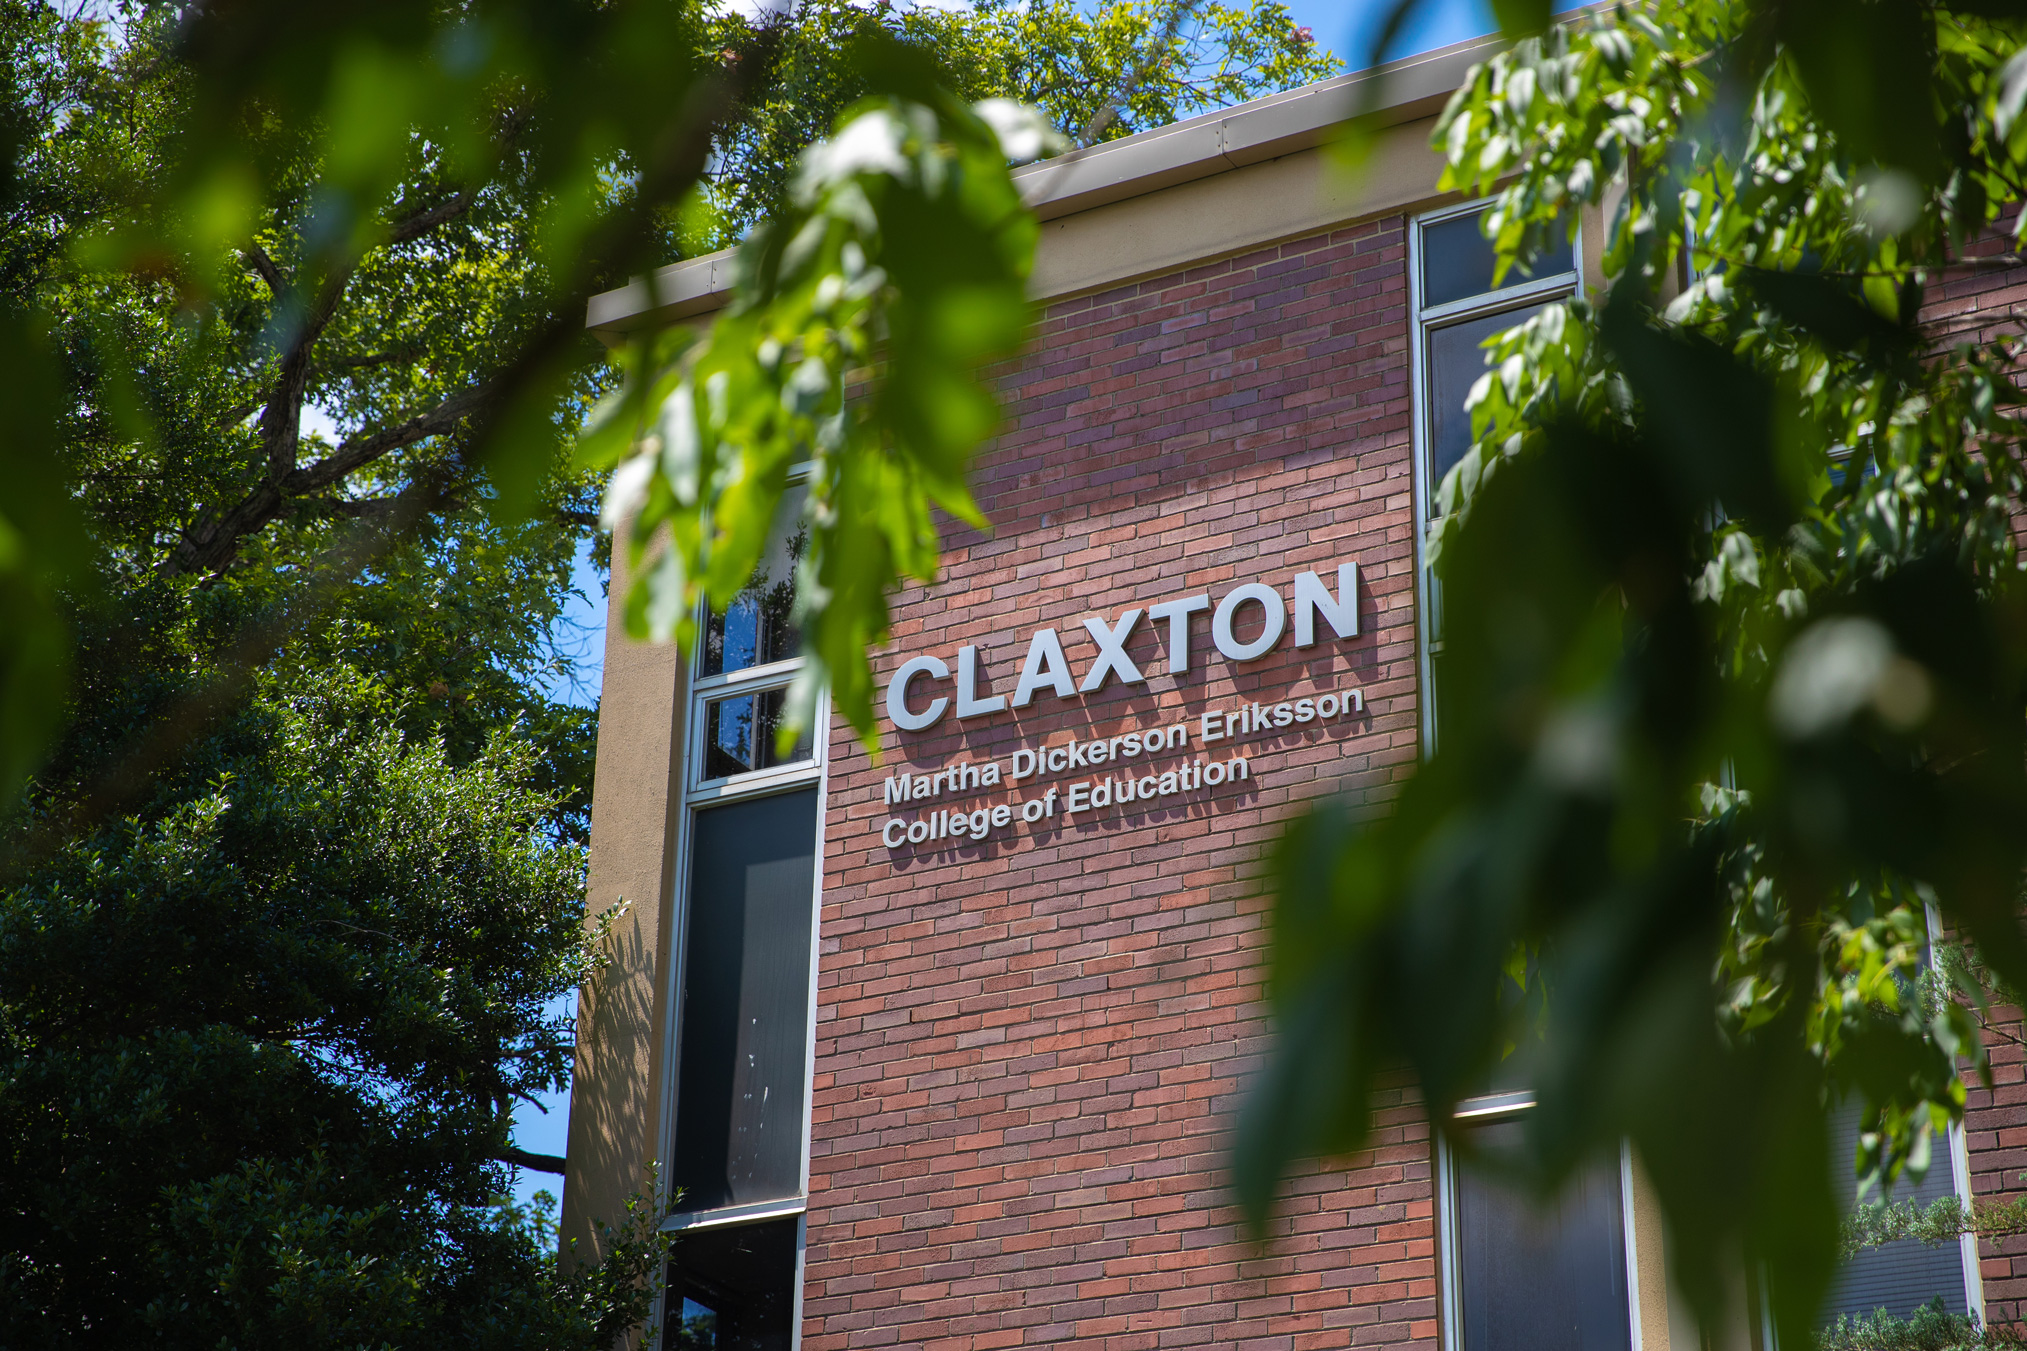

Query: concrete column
[[560, 532, 687, 1264]]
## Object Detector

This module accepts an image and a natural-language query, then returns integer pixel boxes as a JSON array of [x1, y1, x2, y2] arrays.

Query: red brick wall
[[806, 216, 1437, 1351], [1924, 229, 2027, 1330], [1964, 1003, 2027, 1327], [792, 195, 2027, 1343]]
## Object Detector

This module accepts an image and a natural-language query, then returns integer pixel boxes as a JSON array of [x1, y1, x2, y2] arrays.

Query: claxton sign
[[876, 559, 1368, 856]]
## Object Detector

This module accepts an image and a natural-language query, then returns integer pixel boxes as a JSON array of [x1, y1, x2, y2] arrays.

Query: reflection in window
[[666, 1216, 800, 1351], [1421, 207, 1575, 309], [703, 689, 812, 782], [1820, 1097, 1970, 1326], [673, 789, 819, 1213], [703, 487, 807, 678], [1416, 199, 1580, 751], [1425, 303, 1549, 496], [1417, 205, 1580, 531], [1451, 1117, 1632, 1351]]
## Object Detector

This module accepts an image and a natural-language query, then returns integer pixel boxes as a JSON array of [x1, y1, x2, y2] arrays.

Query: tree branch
[[242, 242, 286, 296], [498, 1146, 568, 1174], [299, 495, 413, 522], [387, 185, 482, 245], [384, 107, 529, 246], [313, 347, 425, 378], [1079, 0, 1206, 146], [247, 265, 353, 490], [7, 45, 774, 876], [164, 381, 497, 577]]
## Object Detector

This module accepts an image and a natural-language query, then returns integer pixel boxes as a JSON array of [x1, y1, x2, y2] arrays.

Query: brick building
[[561, 32, 2017, 1351]]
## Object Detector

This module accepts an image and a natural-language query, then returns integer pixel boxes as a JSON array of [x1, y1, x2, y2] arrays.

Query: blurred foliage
[[597, 0, 1336, 742], [1241, 2, 2027, 1349], [0, 0, 1347, 804], [0, 0, 1337, 1339], [582, 63, 1059, 743], [0, 0, 1032, 1340], [685, 0, 1340, 249]]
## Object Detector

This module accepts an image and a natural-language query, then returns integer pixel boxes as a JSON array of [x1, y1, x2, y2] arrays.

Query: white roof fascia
[[586, 28, 1503, 336], [1015, 30, 1499, 221]]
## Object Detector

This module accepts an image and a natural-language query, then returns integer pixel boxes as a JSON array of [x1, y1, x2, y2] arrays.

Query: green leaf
[[1490, 0, 1552, 37], [1771, 0, 1945, 181]]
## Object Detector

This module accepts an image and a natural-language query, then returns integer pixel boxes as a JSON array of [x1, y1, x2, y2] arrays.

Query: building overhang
[[584, 29, 1504, 340]]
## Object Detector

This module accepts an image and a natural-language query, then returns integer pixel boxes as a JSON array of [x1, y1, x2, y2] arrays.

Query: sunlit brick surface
[[1912, 227, 2027, 1328], [806, 218, 1438, 1351], [1965, 1001, 2027, 1326], [795, 210, 2027, 1347]]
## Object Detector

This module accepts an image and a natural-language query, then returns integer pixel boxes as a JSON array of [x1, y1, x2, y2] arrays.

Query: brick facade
[[1965, 1003, 2027, 1329], [807, 217, 1438, 1350], [790, 211, 2027, 1348], [1929, 222, 2027, 1330], [563, 32, 2027, 1344]]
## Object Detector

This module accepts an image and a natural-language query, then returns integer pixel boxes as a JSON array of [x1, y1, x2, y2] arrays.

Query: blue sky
[[504, 0, 1500, 1222], [1293, 0, 1495, 68], [508, 538, 606, 1218]]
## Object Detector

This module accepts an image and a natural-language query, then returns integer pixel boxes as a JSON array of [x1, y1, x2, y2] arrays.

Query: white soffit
[[585, 28, 1504, 335]]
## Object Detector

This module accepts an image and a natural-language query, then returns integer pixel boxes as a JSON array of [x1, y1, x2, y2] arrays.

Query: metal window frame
[[651, 475, 829, 1351], [1435, 1095, 1645, 1351], [1407, 197, 1583, 757], [1414, 200, 1606, 1351], [1408, 202, 1984, 1349], [687, 660, 823, 802], [1922, 899, 1987, 1324]]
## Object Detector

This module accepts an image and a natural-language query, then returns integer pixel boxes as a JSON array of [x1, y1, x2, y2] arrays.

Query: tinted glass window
[[667, 1216, 800, 1351], [703, 484, 807, 678], [1426, 304, 1547, 502], [1422, 209, 1576, 309], [703, 689, 812, 782], [674, 789, 819, 1213], [1454, 1118, 1632, 1351], [1820, 1097, 1967, 1324]]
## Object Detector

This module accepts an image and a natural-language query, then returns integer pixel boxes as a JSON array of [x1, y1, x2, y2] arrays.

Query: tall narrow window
[[667, 484, 825, 1348], [666, 1214, 801, 1351], [694, 483, 816, 791], [701, 483, 806, 679], [672, 789, 819, 1212], [1410, 202, 1581, 752], [1440, 1102, 1636, 1351], [1819, 907, 1980, 1333], [1819, 1098, 1976, 1327]]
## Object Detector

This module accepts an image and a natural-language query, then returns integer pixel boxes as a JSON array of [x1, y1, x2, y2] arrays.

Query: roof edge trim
[[586, 27, 1501, 336]]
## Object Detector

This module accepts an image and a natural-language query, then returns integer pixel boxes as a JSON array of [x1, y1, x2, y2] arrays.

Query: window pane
[[1454, 1118, 1632, 1351], [1820, 1097, 1968, 1324], [1426, 305, 1545, 507], [667, 1215, 800, 1351], [1422, 209, 1576, 310], [703, 689, 812, 782], [703, 484, 807, 678], [674, 789, 819, 1213]]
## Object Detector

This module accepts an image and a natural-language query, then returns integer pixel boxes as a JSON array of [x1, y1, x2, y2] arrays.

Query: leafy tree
[[0, 0, 1343, 1342], [1233, 1, 2027, 1347], [0, 0, 1001, 1340], [686, 0, 1340, 250]]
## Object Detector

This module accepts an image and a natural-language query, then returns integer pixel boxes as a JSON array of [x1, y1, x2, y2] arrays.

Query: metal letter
[[1079, 609, 1146, 692], [886, 654, 950, 732], [1145, 594, 1211, 674], [956, 644, 1007, 718]]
